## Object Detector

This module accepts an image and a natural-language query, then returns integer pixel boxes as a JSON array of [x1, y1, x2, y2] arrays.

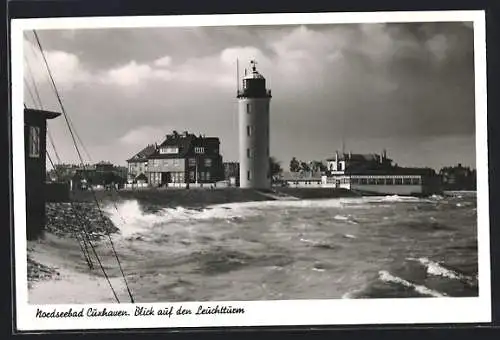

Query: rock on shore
[[28, 202, 120, 285], [27, 254, 60, 288], [46, 202, 119, 240]]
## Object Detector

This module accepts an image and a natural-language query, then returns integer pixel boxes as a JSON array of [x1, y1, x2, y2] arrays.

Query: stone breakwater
[[45, 202, 119, 240]]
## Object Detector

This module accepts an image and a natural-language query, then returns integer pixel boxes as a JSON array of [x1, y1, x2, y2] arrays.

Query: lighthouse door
[[161, 172, 171, 186]]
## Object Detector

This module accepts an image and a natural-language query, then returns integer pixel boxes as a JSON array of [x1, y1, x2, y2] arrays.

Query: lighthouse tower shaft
[[237, 61, 272, 189]]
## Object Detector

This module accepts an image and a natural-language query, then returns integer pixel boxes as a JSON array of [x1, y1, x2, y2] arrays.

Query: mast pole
[[236, 58, 239, 95]]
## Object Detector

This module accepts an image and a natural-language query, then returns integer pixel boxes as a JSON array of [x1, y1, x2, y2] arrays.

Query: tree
[[310, 160, 327, 173], [289, 157, 300, 172], [269, 157, 283, 177], [300, 161, 310, 172]]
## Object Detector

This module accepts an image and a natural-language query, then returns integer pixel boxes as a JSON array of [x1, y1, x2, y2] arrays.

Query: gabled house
[[126, 144, 157, 182], [147, 130, 224, 186]]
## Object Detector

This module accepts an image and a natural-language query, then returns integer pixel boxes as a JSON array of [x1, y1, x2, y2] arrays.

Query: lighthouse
[[237, 60, 272, 189]]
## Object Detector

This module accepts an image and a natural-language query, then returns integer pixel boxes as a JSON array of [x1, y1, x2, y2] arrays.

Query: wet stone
[[45, 202, 119, 241]]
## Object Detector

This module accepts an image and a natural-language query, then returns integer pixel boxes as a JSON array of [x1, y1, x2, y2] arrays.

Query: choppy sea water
[[29, 194, 479, 303]]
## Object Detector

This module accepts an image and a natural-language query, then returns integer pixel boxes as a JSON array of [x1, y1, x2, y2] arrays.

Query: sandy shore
[[28, 235, 129, 304], [27, 202, 129, 304]]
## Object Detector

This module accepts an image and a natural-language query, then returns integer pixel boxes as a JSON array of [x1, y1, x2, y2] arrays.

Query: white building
[[237, 60, 272, 189]]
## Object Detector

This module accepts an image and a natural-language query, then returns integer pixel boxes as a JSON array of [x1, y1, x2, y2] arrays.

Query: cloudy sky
[[22, 21, 476, 170]]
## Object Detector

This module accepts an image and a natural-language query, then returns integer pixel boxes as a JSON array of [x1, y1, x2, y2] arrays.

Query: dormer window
[[195, 147, 205, 154], [160, 147, 179, 154]]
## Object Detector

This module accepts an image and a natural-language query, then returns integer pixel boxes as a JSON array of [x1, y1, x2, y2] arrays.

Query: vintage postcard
[[11, 10, 490, 331]]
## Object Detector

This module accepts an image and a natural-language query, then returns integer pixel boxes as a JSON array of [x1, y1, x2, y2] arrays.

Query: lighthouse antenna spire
[[236, 58, 240, 94], [250, 59, 257, 72]]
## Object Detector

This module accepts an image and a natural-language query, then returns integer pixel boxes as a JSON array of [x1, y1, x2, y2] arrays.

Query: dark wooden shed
[[24, 108, 61, 240]]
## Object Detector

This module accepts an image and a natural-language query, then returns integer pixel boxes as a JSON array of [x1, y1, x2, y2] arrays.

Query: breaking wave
[[407, 257, 476, 286], [378, 270, 446, 297]]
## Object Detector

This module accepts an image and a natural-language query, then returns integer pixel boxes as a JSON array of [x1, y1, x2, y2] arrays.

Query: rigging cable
[[23, 78, 39, 109], [33, 29, 134, 303], [25, 54, 94, 272], [25, 31, 93, 164], [46, 153, 118, 296], [24, 54, 63, 164], [45, 141, 95, 270]]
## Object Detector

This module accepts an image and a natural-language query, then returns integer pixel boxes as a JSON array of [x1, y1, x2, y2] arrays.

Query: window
[[159, 147, 178, 154], [188, 158, 196, 167], [189, 171, 195, 180], [247, 125, 251, 136], [246, 103, 251, 114], [351, 178, 359, 185], [403, 178, 412, 185], [173, 159, 179, 166], [368, 178, 377, 185], [204, 158, 212, 167], [376, 178, 385, 185], [28, 126, 40, 158], [412, 177, 421, 185], [360, 178, 368, 185], [247, 171, 251, 180], [206, 172, 211, 181], [247, 148, 251, 158], [385, 178, 394, 185], [395, 178, 403, 185], [195, 147, 205, 154]]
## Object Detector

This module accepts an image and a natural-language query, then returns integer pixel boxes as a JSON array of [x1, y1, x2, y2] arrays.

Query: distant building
[[24, 108, 61, 240], [439, 163, 476, 190], [48, 163, 80, 182], [281, 171, 323, 187], [126, 144, 157, 182], [282, 150, 440, 195], [223, 162, 240, 186], [147, 130, 224, 186], [326, 150, 394, 175], [70, 162, 127, 190], [95, 161, 115, 172]]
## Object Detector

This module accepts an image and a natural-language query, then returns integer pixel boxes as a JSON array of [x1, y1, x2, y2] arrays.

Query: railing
[[237, 89, 272, 98]]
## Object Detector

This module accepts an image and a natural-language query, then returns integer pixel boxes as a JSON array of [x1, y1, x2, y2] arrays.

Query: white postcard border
[[11, 10, 490, 331]]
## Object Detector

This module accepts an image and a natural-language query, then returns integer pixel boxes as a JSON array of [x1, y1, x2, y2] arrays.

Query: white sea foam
[[378, 270, 445, 297], [408, 257, 472, 283], [312, 268, 325, 272], [344, 234, 357, 239], [103, 200, 260, 238], [334, 214, 349, 221]]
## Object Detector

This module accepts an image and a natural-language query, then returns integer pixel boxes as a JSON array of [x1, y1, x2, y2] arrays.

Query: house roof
[[24, 108, 62, 120], [127, 144, 157, 162], [149, 132, 220, 159], [348, 167, 436, 176], [326, 153, 381, 162]]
